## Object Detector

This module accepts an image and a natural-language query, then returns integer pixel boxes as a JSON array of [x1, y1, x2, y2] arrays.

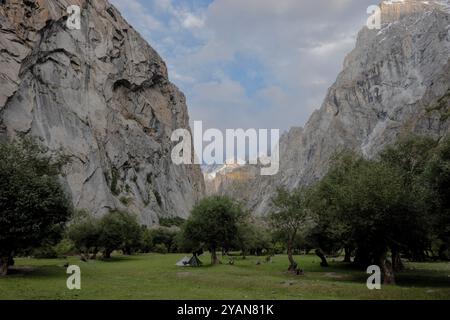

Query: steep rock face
[[213, 0, 450, 215], [0, 0, 204, 225], [203, 163, 258, 199]]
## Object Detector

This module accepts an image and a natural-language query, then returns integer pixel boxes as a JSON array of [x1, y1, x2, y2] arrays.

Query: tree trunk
[[438, 244, 449, 261], [211, 249, 220, 265], [354, 247, 372, 268], [391, 247, 404, 272], [0, 257, 9, 276], [103, 249, 112, 259], [90, 248, 99, 260], [344, 247, 352, 263], [377, 251, 395, 285], [287, 243, 298, 272], [315, 249, 329, 267]]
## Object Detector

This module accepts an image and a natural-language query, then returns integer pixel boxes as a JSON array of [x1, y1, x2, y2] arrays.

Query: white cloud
[[111, 0, 161, 31], [111, 0, 378, 133], [173, 0, 377, 131], [180, 12, 205, 29]]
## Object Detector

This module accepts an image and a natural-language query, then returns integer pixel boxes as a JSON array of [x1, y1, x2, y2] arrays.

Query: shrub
[[153, 243, 168, 254]]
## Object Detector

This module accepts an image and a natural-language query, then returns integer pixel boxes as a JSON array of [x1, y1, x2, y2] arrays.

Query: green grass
[[0, 254, 449, 300]]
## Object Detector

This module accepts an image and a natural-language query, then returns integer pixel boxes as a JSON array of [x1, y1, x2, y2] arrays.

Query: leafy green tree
[[307, 152, 361, 263], [379, 136, 437, 264], [183, 196, 246, 265], [98, 210, 142, 258], [140, 226, 154, 253], [235, 222, 272, 258], [270, 187, 311, 272], [310, 144, 439, 283], [159, 217, 186, 228], [423, 137, 450, 260], [153, 243, 168, 254], [67, 211, 101, 259], [335, 158, 428, 283], [380, 136, 437, 180], [121, 222, 143, 255], [0, 137, 72, 276], [148, 227, 180, 253]]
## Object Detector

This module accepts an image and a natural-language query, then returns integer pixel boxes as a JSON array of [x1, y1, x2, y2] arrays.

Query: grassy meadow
[[0, 254, 449, 300]]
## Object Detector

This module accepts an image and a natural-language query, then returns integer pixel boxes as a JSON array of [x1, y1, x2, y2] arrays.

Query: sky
[[110, 0, 376, 133]]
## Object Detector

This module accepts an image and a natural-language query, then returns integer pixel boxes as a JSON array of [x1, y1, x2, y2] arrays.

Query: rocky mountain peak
[[0, 0, 205, 225]]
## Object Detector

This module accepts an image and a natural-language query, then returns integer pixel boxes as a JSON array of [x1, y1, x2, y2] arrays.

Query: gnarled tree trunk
[[438, 244, 449, 261], [287, 242, 298, 272], [391, 247, 404, 272], [344, 246, 352, 263], [354, 247, 372, 268], [211, 248, 220, 265], [377, 251, 395, 285], [315, 249, 329, 267], [103, 249, 113, 259], [0, 257, 9, 276]]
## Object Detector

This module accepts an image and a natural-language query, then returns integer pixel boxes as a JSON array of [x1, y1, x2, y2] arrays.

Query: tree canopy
[[183, 196, 246, 264], [0, 137, 72, 275], [270, 187, 312, 272]]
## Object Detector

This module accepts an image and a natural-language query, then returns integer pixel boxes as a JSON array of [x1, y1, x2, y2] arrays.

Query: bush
[[159, 217, 186, 228], [67, 212, 101, 258], [140, 227, 153, 253], [153, 243, 168, 254], [54, 239, 76, 258], [271, 242, 286, 255], [32, 244, 58, 259], [149, 227, 180, 253]]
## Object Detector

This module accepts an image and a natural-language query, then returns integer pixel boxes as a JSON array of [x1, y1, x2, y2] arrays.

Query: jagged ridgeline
[[207, 0, 450, 215], [0, 0, 205, 225]]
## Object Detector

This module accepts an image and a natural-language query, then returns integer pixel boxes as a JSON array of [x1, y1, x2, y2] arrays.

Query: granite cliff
[[0, 0, 205, 225]]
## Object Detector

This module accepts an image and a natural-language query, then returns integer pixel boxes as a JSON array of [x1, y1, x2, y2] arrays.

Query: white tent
[[175, 256, 191, 267]]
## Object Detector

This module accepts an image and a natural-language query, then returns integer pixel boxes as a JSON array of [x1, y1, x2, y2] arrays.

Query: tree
[[423, 137, 450, 260], [307, 153, 360, 263], [379, 136, 437, 265], [333, 158, 428, 284], [270, 187, 311, 272], [98, 210, 142, 258], [308, 145, 438, 283], [235, 222, 272, 258], [67, 211, 101, 260], [0, 137, 72, 275], [183, 196, 246, 265], [140, 226, 154, 253], [148, 227, 180, 253], [121, 220, 143, 255]]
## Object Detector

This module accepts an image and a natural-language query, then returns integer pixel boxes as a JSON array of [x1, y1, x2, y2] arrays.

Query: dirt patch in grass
[[324, 272, 347, 279], [176, 272, 193, 278]]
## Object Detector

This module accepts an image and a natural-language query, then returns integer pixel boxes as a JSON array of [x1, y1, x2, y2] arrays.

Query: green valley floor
[[0, 254, 449, 300]]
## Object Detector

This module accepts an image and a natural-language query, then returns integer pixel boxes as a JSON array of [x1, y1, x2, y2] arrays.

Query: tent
[[175, 255, 203, 267], [188, 255, 202, 267], [175, 256, 191, 267]]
